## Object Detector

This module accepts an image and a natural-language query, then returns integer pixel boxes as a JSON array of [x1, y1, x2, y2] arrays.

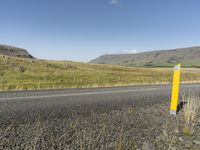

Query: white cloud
[[122, 49, 138, 54], [104, 49, 139, 54], [109, 0, 118, 4]]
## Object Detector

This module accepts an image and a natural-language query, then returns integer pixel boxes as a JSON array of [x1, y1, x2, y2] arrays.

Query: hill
[[0, 55, 200, 91], [91, 47, 200, 67], [0, 44, 34, 59]]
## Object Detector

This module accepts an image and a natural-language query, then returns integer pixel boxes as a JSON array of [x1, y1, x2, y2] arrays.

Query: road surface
[[0, 84, 200, 125]]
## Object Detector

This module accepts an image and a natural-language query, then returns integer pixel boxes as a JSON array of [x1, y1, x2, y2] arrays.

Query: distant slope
[[0, 44, 34, 59], [91, 47, 200, 67], [1, 54, 200, 91], [0, 55, 170, 90]]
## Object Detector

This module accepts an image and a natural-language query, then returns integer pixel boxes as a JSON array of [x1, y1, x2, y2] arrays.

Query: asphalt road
[[0, 84, 200, 125]]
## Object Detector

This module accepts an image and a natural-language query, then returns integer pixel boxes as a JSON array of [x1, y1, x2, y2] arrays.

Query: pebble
[[193, 140, 200, 145], [178, 137, 184, 142], [142, 141, 155, 150]]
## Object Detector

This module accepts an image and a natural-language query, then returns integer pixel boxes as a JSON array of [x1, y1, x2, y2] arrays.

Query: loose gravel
[[0, 101, 200, 150]]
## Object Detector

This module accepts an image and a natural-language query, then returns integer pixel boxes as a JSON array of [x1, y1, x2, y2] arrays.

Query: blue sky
[[0, 0, 200, 61]]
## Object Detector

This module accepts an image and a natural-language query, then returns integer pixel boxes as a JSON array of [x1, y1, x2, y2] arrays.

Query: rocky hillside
[[0, 44, 34, 59], [91, 47, 200, 67]]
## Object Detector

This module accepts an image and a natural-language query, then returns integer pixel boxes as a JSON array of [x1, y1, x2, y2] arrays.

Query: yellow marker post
[[170, 64, 181, 115]]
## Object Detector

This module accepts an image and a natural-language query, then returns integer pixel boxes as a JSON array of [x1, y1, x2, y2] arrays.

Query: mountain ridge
[[90, 46, 200, 67], [0, 44, 34, 59]]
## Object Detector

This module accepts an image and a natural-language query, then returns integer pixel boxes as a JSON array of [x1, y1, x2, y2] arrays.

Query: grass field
[[0, 55, 200, 91]]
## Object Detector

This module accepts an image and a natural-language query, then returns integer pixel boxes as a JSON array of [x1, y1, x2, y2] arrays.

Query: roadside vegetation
[[1, 55, 200, 91], [182, 92, 200, 135], [157, 91, 200, 149]]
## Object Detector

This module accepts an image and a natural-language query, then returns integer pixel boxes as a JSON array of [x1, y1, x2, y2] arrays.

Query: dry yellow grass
[[182, 92, 200, 135], [0, 55, 200, 91]]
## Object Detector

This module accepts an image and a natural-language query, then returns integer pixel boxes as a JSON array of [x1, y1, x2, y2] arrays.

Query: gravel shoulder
[[0, 100, 200, 150]]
